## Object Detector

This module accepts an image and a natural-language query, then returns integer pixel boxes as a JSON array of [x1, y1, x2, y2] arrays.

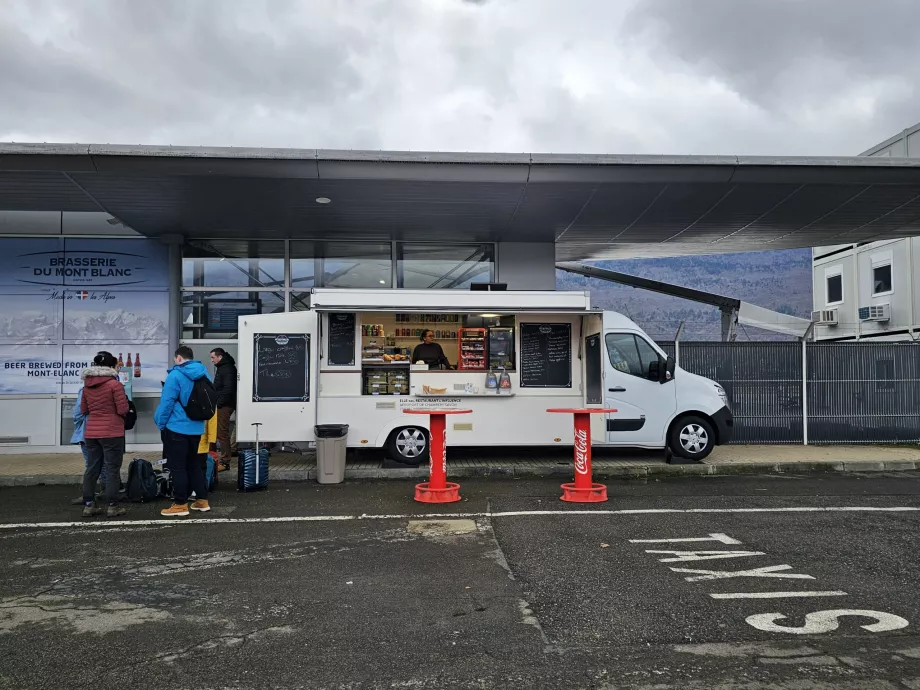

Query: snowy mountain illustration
[[0, 313, 62, 343], [65, 308, 168, 343]]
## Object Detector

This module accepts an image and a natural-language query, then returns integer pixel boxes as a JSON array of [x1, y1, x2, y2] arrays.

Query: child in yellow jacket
[[197, 412, 218, 478]]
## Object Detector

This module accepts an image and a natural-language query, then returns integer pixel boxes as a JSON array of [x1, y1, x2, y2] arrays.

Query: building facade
[[812, 123, 920, 342], [0, 211, 555, 453]]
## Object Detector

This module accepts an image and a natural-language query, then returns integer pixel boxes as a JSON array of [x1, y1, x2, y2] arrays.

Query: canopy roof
[[3, 143, 920, 259]]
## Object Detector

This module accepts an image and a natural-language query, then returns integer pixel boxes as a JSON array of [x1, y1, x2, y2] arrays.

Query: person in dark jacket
[[412, 330, 452, 369], [80, 352, 129, 518], [156, 346, 211, 517], [209, 348, 237, 471]]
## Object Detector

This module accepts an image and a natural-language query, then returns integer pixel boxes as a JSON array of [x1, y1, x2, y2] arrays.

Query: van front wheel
[[669, 416, 715, 461], [386, 427, 429, 466]]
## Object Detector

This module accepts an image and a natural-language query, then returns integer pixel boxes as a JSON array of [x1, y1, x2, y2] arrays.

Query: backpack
[[123, 400, 138, 431], [126, 458, 159, 503], [205, 451, 218, 492], [183, 377, 217, 421]]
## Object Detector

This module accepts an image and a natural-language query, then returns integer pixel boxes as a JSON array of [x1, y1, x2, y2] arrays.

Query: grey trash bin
[[315, 424, 349, 484]]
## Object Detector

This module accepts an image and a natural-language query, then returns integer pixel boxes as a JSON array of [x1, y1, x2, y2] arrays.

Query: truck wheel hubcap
[[396, 429, 426, 458], [679, 424, 708, 454]]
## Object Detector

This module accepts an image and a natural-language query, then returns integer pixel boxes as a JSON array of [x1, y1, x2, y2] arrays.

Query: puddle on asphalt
[[407, 519, 478, 537]]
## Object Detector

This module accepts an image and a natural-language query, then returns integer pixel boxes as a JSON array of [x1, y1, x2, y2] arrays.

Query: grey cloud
[[1, 0, 919, 155]]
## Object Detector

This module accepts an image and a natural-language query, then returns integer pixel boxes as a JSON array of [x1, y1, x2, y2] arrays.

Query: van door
[[602, 324, 676, 447], [237, 310, 319, 443]]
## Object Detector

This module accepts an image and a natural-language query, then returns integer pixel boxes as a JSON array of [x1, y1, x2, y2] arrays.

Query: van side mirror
[[649, 356, 675, 384]]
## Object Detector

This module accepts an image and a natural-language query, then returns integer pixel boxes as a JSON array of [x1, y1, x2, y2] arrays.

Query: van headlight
[[714, 384, 728, 405]]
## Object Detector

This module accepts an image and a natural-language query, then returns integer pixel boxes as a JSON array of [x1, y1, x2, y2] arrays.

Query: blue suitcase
[[238, 423, 269, 492]]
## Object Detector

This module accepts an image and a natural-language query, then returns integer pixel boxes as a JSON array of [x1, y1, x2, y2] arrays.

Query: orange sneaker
[[161, 503, 189, 517], [190, 499, 211, 512]]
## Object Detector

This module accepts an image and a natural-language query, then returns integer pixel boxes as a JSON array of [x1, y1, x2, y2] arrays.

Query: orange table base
[[547, 408, 618, 504], [403, 409, 472, 504]]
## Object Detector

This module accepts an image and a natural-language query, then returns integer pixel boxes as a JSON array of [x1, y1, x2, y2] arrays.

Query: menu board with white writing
[[327, 313, 356, 366], [253, 333, 310, 402], [519, 323, 572, 388]]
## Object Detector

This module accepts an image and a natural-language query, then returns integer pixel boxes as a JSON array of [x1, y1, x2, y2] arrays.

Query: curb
[[1, 460, 917, 487]]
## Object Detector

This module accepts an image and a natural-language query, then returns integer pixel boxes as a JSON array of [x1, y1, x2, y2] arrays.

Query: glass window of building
[[826, 271, 843, 305], [181, 290, 284, 340], [312, 242, 393, 289], [183, 240, 286, 288], [872, 263, 892, 295], [399, 244, 494, 289]]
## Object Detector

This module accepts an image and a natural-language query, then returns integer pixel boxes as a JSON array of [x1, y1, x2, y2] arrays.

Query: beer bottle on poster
[[117, 353, 124, 371], [126, 353, 133, 371], [134, 353, 141, 378]]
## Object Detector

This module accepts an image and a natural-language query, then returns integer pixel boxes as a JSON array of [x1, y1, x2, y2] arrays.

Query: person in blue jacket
[[70, 386, 105, 505], [154, 346, 212, 517]]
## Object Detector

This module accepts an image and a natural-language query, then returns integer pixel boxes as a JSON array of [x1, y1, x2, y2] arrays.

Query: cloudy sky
[[2, 0, 919, 156]]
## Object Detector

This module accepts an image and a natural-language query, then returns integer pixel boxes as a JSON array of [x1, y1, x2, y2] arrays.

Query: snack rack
[[458, 328, 487, 371]]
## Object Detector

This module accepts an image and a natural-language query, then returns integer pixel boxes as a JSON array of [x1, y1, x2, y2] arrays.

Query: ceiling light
[[315, 197, 331, 204]]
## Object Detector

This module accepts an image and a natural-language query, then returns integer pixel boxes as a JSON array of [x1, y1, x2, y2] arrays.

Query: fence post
[[801, 339, 809, 446], [674, 321, 684, 367]]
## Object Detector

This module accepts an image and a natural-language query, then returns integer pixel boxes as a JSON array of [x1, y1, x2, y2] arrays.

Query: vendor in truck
[[412, 329, 452, 369]]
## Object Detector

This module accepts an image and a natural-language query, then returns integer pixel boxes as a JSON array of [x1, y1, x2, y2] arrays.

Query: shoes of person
[[160, 503, 190, 517], [190, 499, 210, 512], [71, 497, 85, 505], [106, 505, 128, 518], [82, 503, 103, 518]]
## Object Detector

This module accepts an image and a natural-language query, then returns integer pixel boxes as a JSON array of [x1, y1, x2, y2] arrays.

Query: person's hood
[[81, 366, 118, 386], [172, 360, 209, 381], [215, 353, 236, 367]]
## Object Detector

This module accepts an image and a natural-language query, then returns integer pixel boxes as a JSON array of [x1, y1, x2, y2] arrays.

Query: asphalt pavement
[[2, 473, 920, 689]]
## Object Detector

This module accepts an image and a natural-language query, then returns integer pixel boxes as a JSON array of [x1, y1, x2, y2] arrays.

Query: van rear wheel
[[668, 416, 715, 461], [386, 427, 429, 465]]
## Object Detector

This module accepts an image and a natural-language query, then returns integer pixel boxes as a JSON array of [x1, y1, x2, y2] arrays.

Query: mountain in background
[[65, 308, 169, 343], [556, 248, 812, 341]]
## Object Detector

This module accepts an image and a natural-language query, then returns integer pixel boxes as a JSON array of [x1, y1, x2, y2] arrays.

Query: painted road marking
[[629, 533, 742, 545], [710, 591, 848, 599], [746, 610, 910, 634], [1, 505, 920, 530], [629, 531, 910, 635], [672, 565, 815, 582]]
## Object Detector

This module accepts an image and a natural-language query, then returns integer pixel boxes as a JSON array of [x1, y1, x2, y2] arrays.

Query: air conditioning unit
[[858, 304, 890, 322], [811, 309, 838, 326]]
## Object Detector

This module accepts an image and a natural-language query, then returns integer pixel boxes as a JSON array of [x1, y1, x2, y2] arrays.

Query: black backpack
[[123, 400, 138, 431], [126, 458, 159, 503], [183, 377, 217, 421]]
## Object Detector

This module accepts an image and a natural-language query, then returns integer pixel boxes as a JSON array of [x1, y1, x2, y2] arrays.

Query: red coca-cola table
[[403, 409, 472, 503], [546, 408, 618, 502]]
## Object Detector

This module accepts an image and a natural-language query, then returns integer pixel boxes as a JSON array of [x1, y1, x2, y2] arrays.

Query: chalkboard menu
[[253, 333, 310, 402], [327, 313, 356, 366], [520, 323, 572, 388]]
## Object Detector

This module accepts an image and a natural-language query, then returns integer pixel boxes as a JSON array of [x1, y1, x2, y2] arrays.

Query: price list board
[[327, 313, 356, 366], [253, 333, 310, 402], [519, 323, 572, 388]]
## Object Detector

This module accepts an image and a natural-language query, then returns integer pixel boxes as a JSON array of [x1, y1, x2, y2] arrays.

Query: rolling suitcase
[[238, 422, 269, 492]]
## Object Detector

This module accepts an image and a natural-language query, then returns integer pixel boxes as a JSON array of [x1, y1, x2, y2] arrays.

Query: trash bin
[[314, 424, 349, 484]]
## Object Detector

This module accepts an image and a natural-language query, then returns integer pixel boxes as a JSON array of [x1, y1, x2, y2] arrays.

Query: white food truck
[[236, 289, 733, 463]]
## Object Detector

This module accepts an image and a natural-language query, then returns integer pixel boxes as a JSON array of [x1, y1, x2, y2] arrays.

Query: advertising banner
[[0, 238, 169, 291], [0, 238, 172, 397]]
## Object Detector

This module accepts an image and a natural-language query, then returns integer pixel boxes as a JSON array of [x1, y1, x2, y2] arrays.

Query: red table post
[[547, 408, 618, 503], [403, 409, 472, 504]]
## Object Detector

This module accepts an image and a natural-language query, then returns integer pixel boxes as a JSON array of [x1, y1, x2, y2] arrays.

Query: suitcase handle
[[251, 422, 262, 453]]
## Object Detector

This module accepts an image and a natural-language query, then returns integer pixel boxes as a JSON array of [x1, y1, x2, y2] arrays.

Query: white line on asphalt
[[709, 591, 849, 599], [0, 505, 919, 530]]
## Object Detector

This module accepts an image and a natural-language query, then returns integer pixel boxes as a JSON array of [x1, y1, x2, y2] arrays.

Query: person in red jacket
[[80, 351, 130, 518]]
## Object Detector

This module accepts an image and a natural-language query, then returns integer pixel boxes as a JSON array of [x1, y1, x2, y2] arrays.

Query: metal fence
[[657, 340, 920, 445]]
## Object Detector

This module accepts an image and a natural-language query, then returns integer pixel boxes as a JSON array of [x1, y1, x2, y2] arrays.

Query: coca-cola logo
[[574, 428, 589, 475]]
